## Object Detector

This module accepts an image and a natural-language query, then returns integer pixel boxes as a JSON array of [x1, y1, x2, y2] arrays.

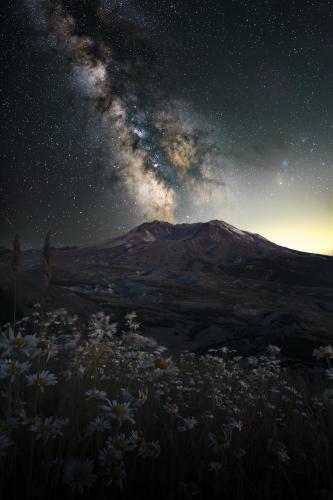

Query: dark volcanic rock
[[0, 220, 332, 361]]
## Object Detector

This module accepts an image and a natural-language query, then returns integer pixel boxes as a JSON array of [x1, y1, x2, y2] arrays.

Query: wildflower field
[[0, 306, 333, 500]]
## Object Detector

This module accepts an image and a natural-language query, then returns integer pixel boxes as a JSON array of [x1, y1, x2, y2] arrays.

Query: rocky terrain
[[0, 220, 332, 361]]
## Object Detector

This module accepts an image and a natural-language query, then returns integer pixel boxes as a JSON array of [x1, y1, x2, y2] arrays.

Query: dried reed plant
[[42, 230, 52, 290], [11, 233, 21, 332]]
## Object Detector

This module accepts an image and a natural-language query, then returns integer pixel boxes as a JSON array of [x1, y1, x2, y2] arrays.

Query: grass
[[0, 306, 332, 499]]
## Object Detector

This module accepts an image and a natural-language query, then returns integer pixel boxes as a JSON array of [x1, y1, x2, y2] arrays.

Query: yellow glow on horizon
[[260, 223, 333, 256], [231, 190, 333, 256]]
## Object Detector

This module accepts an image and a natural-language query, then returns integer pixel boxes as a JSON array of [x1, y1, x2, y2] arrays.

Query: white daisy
[[177, 416, 198, 432], [30, 416, 68, 442], [99, 445, 121, 466], [125, 311, 140, 331], [129, 431, 160, 458], [142, 355, 178, 375], [267, 345, 281, 357], [313, 345, 333, 360], [0, 329, 37, 357], [0, 359, 31, 382], [99, 400, 135, 424], [85, 388, 107, 401], [107, 433, 136, 453], [0, 432, 13, 457], [163, 402, 179, 416], [138, 441, 160, 458], [120, 388, 147, 408], [223, 418, 242, 434], [31, 336, 58, 360], [0, 418, 19, 433], [26, 370, 58, 392], [98, 450, 126, 488], [268, 439, 290, 463], [63, 459, 96, 494], [180, 482, 200, 497], [209, 461, 223, 473], [86, 417, 111, 435]]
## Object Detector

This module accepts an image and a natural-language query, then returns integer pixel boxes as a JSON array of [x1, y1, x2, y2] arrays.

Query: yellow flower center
[[37, 377, 47, 386], [114, 439, 127, 450], [12, 338, 26, 347], [9, 365, 20, 374], [73, 468, 90, 483], [38, 340, 49, 350], [77, 339, 88, 348], [39, 425, 50, 433], [154, 357, 168, 370], [1, 423, 13, 431], [112, 405, 128, 416], [137, 438, 146, 449]]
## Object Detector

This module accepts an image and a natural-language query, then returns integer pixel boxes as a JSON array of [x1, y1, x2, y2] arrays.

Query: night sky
[[1, 0, 332, 254]]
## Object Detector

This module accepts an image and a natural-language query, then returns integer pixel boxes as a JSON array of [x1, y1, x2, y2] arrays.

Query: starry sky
[[1, 0, 332, 254]]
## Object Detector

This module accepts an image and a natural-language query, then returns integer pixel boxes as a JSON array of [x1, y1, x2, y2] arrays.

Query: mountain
[[95, 220, 292, 265], [0, 220, 332, 361], [86, 220, 331, 288]]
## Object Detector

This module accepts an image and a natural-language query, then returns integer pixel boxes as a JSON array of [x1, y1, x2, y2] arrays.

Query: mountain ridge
[[93, 219, 295, 257], [0, 219, 332, 359]]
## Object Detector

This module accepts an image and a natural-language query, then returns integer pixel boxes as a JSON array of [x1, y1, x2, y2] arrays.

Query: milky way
[[1, 0, 332, 253], [24, 0, 231, 224]]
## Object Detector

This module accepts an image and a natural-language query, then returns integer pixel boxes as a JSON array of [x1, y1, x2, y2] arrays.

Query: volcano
[[0, 220, 332, 361], [93, 220, 292, 269]]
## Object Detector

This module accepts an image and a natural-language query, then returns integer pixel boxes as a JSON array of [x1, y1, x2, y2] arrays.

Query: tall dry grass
[[42, 230, 52, 290], [11, 234, 21, 333]]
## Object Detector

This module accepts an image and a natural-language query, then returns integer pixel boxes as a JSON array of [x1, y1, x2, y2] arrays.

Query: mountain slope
[[0, 220, 332, 360], [91, 219, 296, 272], [98, 219, 290, 249]]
